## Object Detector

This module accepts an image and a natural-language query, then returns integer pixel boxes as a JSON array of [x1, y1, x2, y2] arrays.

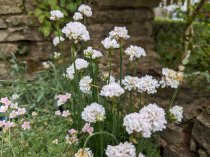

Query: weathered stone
[[0, 43, 19, 58], [0, 27, 43, 42], [89, 0, 161, 8], [163, 145, 197, 157], [0, 0, 23, 14], [192, 113, 210, 155], [88, 9, 153, 24], [5, 15, 39, 27], [24, 0, 37, 12], [0, 18, 7, 28], [190, 138, 197, 152], [0, 62, 9, 79], [198, 149, 209, 157]]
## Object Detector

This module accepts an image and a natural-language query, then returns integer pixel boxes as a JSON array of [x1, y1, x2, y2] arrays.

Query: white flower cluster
[[79, 76, 92, 94], [160, 68, 183, 88], [103, 74, 116, 84], [42, 62, 50, 69], [84, 47, 103, 59], [55, 110, 71, 117], [73, 12, 83, 21], [136, 75, 160, 94], [125, 45, 146, 61], [81, 102, 105, 123], [100, 83, 125, 98], [62, 22, 90, 42], [74, 148, 93, 157], [101, 37, 120, 50], [169, 105, 183, 123], [53, 36, 65, 46], [53, 52, 61, 59], [109, 26, 130, 40], [66, 58, 89, 80], [78, 4, 92, 17], [123, 103, 167, 138], [138, 153, 145, 157], [122, 75, 139, 91], [50, 10, 64, 20], [105, 142, 136, 157]]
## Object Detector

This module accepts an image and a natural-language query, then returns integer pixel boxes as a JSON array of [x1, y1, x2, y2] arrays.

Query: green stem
[[108, 50, 111, 84], [83, 131, 118, 150], [130, 91, 133, 112], [99, 123, 104, 157], [168, 87, 179, 110], [9, 127, 15, 157], [1, 137, 3, 157], [112, 100, 116, 136], [120, 44, 123, 85]]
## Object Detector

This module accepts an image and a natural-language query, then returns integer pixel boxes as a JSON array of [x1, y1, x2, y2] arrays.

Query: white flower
[[21, 121, 30, 130], [17, 108, 26, 115], [53, 52, 61, 59], [75, 58, 89, 71], [52, 139, 59, 144], [105, 142, 136, 157], [101, 36, 119, 49], [42, 62, 50, 69], [73, 12, 83, 21], [10, 103, 18, 109], [62, 22, 90, 42], [11, 94, 19, 100], [66, 65, 75, 80], [125, 45, 146, 61], [74, 148, 93, 157], [79, 76, 92, 94], [136, 75, 160, 94], [100, 82, 125, 98], [50, 10, 64, 20], [78, 4, 92, 17], [84, 47, 103, 59], [139, 103, 167, 132], [9, 110, 17, 119], [123, 112, 152, 138], [55, 110, 61, 116], [53, 36, 65, 46], [0, 105, 8, 113], [81, 102, 105, 123], [138, 153, 145, 157], [55, 93, 71, 106], [122, 76, 139, 91], [62, 110, 71, 117], [169, 105, 183, 123], [160, 68, 183, 88], [109, 26, 130, 40], [103, 74, 115, 84]]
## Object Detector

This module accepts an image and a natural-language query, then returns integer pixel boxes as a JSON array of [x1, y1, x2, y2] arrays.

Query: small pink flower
[[0, 105, 8, 113], [4, 121, 16, 130], [62, 110, 70, 117], [68, 128, 78, 135], [21, 121, 30, 130], [17, 108, 26, 115], [10, 103, 18, 109], [55, 110, 61, 116], [82, 123, 94, 135], [56, 93, 71, 106], [9, 110, 17, 119], [0, 97, 11, 106]]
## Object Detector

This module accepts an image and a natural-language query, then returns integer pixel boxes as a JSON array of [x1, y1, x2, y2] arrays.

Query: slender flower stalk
[[168, 87, 180, 109], [119, 43, 123, 85], [108, 50, 112, 84]]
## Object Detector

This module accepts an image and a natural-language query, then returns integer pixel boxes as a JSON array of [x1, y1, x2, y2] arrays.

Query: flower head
[[74, 148, 93, 157], [62, 110, 71, 117], [42, 62, 50, 69], [55, 110, 62, 116], [9, 110, 17, 119], [55, 93, 71, 106], [78, 4, 92, 17], [82, 123, 94, 135], [0, 105, 8, 113], [0, 97, 11, 106], [21, 121, 30, 130], [50, 10, 64, 20], [73, 12, 83, 21], [169, 105, 183, 123], [122, 76, 139, 91], [105, 142, 136, 157], [62, 22, 90, 43], [109, 26, 130, 40], [81, 102, 105, 123], [125, 45, 146, 61], [100, 83, 125, 98], [17, 108, 26, 115], [53, 52, 61, 59], [138, 153, 145, 157], [84, 47, 103, 59], [101, 36, 119, 49], [79, 76, 92, 94], [136, 75, 160, 94], [160, 68, 183, 88], [75, 58, 89, 71], [53, 36, 65, 46], [52, 139, 59, 144]]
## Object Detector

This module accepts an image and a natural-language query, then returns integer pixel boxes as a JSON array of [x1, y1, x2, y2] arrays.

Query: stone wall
[[0, 0, 160, 79]]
